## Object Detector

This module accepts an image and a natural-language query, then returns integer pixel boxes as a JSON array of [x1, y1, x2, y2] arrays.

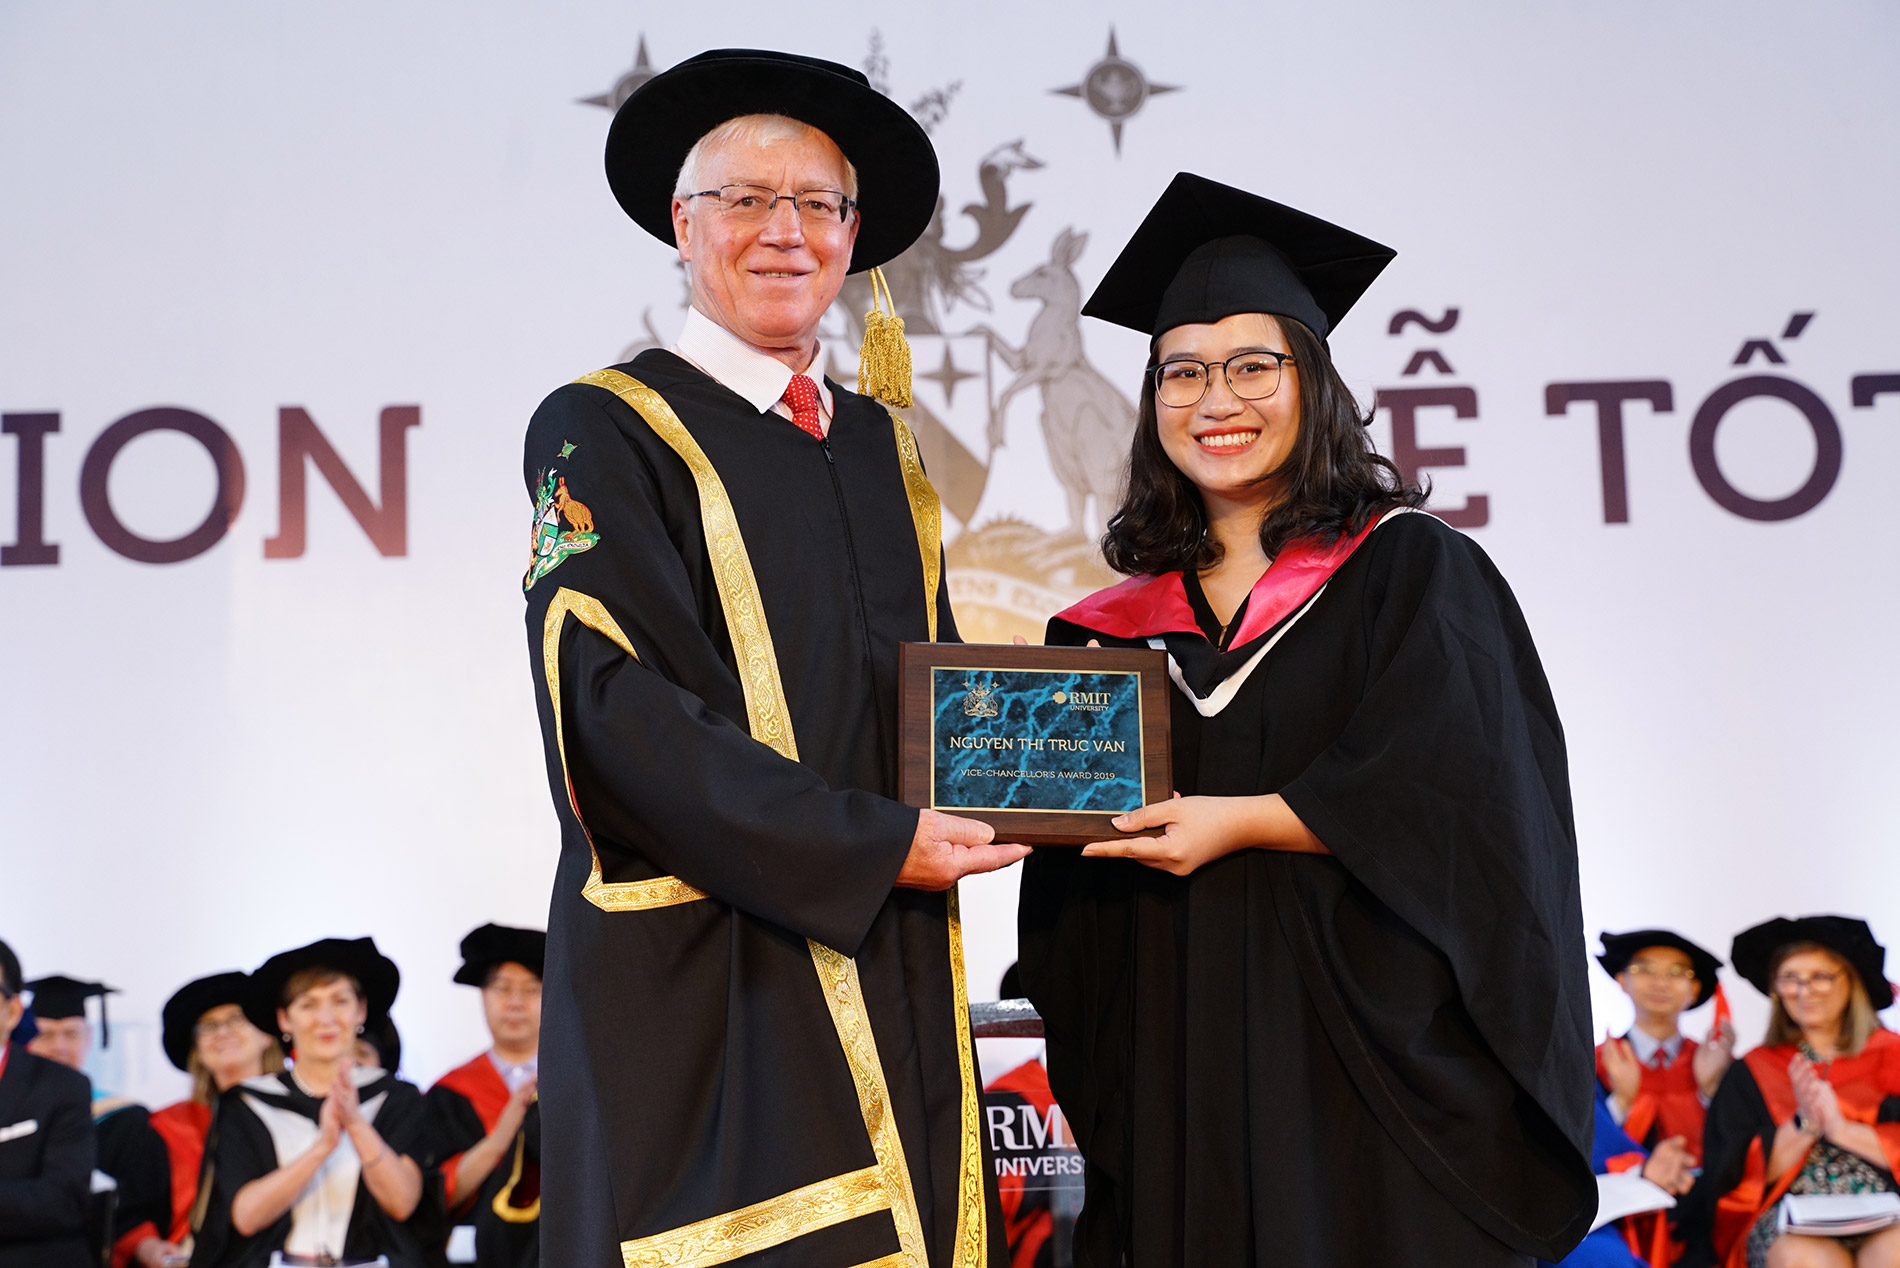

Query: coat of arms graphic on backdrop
[[587, 32, 1182, 641]]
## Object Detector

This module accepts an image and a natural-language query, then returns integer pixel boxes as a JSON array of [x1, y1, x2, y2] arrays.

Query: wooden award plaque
[[898, 642, 1173, 846]]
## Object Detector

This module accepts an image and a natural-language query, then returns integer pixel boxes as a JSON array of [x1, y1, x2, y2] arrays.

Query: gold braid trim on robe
[[564, 369, 989, 1266], [541, 587, 710, 911]]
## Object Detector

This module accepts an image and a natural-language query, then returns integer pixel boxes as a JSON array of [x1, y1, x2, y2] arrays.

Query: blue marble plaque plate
[[930, 667, 1146, 814]]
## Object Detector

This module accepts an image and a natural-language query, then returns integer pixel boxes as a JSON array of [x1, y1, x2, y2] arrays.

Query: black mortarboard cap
[[0, 939, 20, 998], [453, 924, 547, 987], [1731, 915, 1892, 1010], [1596, 930, 1724, 1010], [1082, 172, 1396, 342], [25, 975, 120, 1046], [162, 972, 254, 1072], [604, 48, 941, 274]]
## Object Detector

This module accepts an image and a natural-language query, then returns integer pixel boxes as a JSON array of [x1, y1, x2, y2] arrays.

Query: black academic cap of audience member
[[162, 972, 254, 1072], [245, 937, 401, 1039], [360, 1015, 402, 1075], [0, 939, 19, 997], [1596, 930, 1723, 1010], [24, 975, 120, 1047], [1082, 172, 1396, 343], [452, 924, 547, 987], [1731, 915, 1893, 1010], [603, 48, 941, 274], [1000, 963, 1023, 1001]]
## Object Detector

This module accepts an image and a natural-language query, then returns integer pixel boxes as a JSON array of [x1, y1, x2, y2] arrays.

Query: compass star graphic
[[918, 344, 979, 407], [1052, 29, 1180, 155], [580, 36, 660, 110]]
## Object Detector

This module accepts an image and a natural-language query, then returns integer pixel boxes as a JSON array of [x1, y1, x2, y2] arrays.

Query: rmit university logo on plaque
[[932, 668, 1144, 814]]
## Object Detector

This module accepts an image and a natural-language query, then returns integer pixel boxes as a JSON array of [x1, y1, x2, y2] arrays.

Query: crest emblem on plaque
[[962, 678, 1001, 719]]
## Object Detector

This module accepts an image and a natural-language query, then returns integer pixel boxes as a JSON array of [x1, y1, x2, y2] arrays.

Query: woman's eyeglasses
[[1774, 970, 1844, 995], [1151, 351, 1295, 409]]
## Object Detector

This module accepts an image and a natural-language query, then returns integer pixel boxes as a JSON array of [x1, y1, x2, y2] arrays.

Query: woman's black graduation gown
[[1018, 510, 1597, 1267], [189, 1071, 439, 1268]]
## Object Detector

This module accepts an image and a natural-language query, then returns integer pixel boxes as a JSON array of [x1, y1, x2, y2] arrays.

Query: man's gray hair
[[674, 113, 859, 201]]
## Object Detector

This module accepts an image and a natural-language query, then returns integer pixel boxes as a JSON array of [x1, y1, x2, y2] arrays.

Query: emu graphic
[[977, 228, 1135, 540]]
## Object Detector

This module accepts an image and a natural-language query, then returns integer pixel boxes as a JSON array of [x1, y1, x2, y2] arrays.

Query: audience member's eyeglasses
[[1626, 963, 1696, 981], [483, 981, 542, 1002], [688, 185, 856, 225], [194, 1015, 251, 1038], [1774, 970, 1843, 994]]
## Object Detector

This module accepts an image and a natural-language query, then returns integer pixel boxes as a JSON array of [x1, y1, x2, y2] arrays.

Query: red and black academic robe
[[426, 1055, 538, 1267], [1596, 1037, 1710, 1165], [1018, 510, 1598, 1267], [1675, 1029, 1900, 1268], [149, 1099, 211, 1245], [521, 352, 1003, 1267]]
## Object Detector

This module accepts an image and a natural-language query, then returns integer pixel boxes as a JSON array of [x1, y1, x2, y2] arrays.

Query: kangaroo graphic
[[976, 228, 1136, 541], [554, 477, 594, 536]]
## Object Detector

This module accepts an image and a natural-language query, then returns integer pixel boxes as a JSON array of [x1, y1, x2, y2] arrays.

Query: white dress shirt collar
[[671, 305, 833, 429], [1625, 1028, 1684, 1067], [487, 1049, 538, 1093]]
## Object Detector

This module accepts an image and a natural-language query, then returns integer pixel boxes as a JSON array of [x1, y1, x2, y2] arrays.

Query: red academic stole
[[149, 1099, 213, 1243], [1711, 1030, 1900, 1268], [434, 1054, 515, 1210], [1053, 512, 1392, 644], [1595, 1036, 1710, 1165]]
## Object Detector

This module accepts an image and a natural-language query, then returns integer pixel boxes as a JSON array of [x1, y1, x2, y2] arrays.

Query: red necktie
[[780, 374, 824, 439]]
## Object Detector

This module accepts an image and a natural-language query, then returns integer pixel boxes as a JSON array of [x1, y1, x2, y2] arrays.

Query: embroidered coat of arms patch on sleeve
[[524, 462, 600, 591]]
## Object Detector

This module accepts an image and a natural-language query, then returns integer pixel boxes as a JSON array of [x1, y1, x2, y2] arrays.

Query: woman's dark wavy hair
[[1102, 315, 1427, 576]]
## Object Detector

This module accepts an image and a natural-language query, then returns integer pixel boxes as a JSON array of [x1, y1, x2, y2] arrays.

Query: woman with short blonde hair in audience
[[1676, 916, 1900, 1268], [189, 937, 438, 1268]]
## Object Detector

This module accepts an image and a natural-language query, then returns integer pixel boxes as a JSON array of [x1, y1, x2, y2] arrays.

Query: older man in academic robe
[[521, 49, 1019, 1268]]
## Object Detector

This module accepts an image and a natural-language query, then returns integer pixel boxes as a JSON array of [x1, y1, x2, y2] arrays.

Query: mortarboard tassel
[[856, 266, 913, 409]]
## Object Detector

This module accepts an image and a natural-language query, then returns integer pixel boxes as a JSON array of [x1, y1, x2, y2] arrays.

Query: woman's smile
[[1194, 427, 1261, 453]]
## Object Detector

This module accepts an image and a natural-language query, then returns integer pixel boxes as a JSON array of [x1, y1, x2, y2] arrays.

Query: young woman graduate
[[1596, 930, 1735, 1167], [426, 924, 543, 1268], [1015, 172, 1597, 1268], [140, 973, 280, 1265], [1674, 916, 1900, 1268], [189, 937, 440, 1268]]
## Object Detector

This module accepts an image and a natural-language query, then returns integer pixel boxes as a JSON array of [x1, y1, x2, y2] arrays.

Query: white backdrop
[[2, 0, 1897, 1109]]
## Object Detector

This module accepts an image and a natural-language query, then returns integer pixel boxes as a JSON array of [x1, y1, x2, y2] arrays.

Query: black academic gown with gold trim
[[521, 350, 1004, 1268], [1018, 511, 1597, 1267]]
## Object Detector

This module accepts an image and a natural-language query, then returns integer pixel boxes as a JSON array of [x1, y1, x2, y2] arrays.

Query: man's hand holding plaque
[[893, 808, 1034, 890]]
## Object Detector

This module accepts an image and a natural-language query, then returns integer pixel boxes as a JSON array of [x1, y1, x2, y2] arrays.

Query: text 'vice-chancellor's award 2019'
[[898, 643, 1172, 845]]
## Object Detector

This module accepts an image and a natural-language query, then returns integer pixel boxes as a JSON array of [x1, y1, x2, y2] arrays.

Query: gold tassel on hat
[[857, 266, 913, 409]]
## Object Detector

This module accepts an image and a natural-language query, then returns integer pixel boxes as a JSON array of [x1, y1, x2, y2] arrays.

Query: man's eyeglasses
[[687, 185, 856, 225], [1151, 351, 1295, 409], [1774, 970, 1844, 995], [1626, 963, 1697, 981]]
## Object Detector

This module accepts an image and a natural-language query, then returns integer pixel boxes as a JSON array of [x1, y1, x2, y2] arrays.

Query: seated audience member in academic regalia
[[1544, 1085, 1696, 1268], [144, 974, 281, 1263], [22, 975, 173, 1268], [0, 940, 96, 1268], [1016, 174, 1596, 1266], [426, 924, 543, 1268], [1597, 930, 1735, 1168], [190, 937, 439, 1268], [1675, 916, 1900, 1268]]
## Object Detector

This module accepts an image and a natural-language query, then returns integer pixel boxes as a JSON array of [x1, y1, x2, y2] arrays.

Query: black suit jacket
[[0, 1044, 96, 1268]]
